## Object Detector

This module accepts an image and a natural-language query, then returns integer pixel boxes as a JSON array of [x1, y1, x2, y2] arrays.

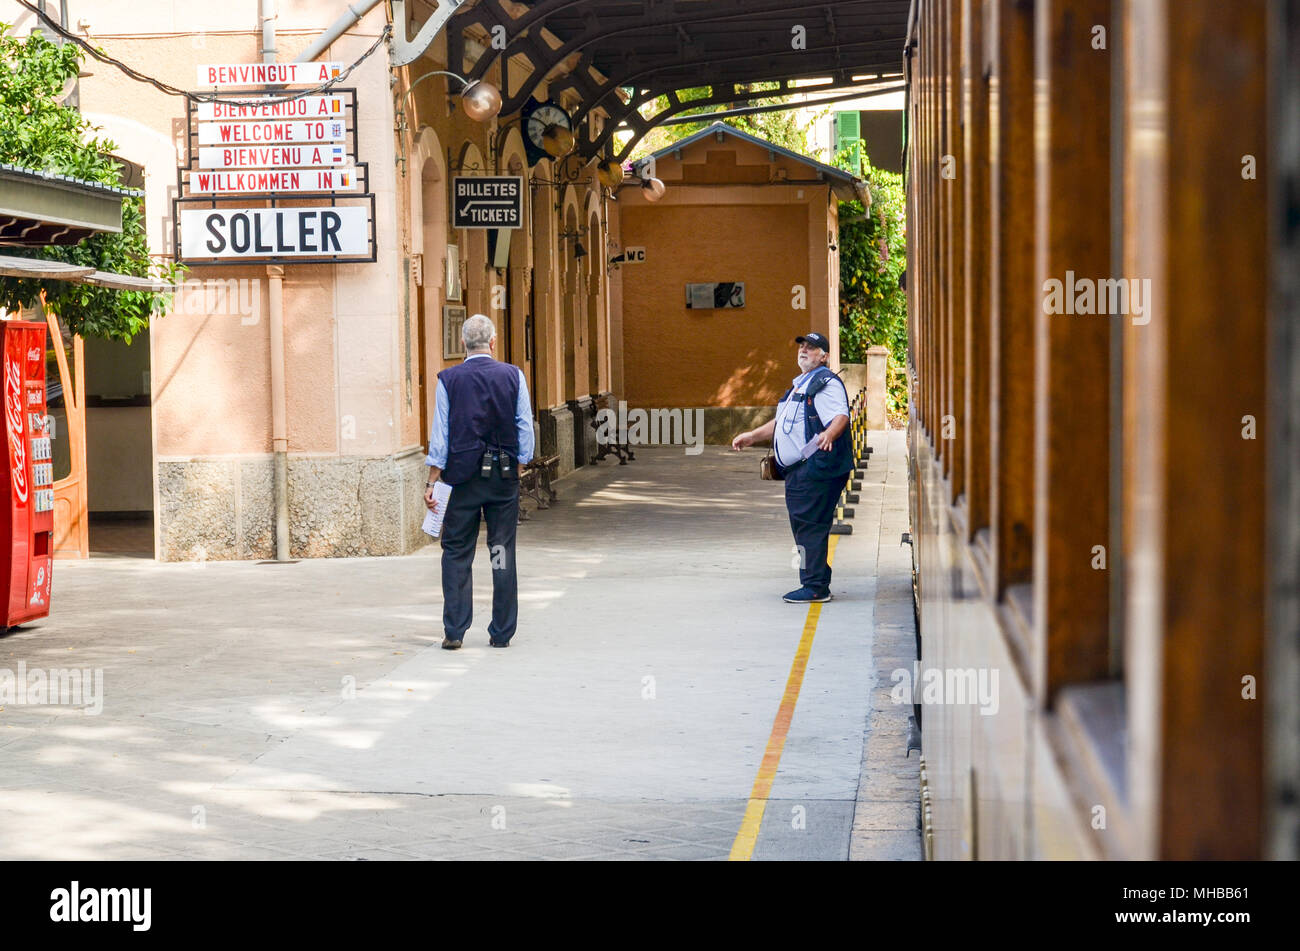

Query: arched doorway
[[561, 200, 580, 402], [411, 126, 447, 447], [530, 161, 558, 413], [498, 129, 532, 407], [456, 142, 490, 321], [586, 204, 603, 396]]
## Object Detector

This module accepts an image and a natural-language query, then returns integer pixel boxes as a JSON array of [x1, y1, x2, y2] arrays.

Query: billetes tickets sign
[[197, 119, 346, 146], [197, 62, 343, 87], [452, 176, 524, 229], [196, 94, 346, 122]]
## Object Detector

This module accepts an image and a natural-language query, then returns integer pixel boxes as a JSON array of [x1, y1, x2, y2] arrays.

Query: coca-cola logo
[[5, 356, 27, 503]]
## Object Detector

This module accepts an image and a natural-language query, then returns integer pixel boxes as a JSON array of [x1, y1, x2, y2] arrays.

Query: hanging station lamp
[[596, 158, 625, 189], [459, 78, 503, 121], [400, 70, 502, 123], [542, 124, 576, 158], [640, 177, 667, 202]]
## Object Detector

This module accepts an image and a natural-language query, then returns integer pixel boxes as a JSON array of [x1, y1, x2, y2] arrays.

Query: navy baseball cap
[[795, 332, 831, 352]]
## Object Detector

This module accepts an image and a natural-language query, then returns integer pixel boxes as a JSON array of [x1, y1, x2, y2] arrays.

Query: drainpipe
[[262, 4, 291, 561], [261, 0, 277, 62], [267, 266, 290, 561], [294, 0, 383, 63]]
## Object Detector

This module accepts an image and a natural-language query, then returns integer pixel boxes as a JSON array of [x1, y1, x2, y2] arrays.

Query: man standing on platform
[[425, 314, 534, 649], [731, 332, 852, 603]]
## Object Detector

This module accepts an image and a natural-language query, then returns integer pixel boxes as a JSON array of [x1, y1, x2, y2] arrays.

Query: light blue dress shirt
[[772, 368, 851, 469], [425, 353, 535, 470]]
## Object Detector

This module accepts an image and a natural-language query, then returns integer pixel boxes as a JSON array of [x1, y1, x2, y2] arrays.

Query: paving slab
[[0, 437, 918, 861]]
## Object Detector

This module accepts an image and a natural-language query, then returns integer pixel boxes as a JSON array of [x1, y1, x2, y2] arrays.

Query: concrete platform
[[0, 433, 919, 861]]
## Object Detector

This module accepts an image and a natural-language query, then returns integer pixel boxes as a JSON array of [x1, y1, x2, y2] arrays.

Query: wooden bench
[[590, 394, 634, 465], [518, 454, 559, 521]]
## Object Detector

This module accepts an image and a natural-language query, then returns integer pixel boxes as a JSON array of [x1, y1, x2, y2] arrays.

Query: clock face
[[525, 102, 572, 148]]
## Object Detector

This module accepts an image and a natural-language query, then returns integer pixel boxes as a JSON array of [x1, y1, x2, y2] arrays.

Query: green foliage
[[835, 144, 908, 420], [0, 23, 176, 342], [630, 85, 826, 161]]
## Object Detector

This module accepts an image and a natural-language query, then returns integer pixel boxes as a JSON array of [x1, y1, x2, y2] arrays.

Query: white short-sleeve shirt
[[773, 369, 851, 468]]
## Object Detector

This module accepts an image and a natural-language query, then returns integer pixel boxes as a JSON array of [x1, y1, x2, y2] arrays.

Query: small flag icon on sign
[[331, 145, 345, 163]]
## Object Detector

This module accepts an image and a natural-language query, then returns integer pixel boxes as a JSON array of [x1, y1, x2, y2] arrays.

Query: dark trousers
[[440, 469, 519, 643], [784, 464, 849, 595]]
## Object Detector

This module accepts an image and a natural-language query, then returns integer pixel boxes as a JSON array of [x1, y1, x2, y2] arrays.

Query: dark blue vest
[[778, 366, 853, 480], [438, 357, 521, 485]]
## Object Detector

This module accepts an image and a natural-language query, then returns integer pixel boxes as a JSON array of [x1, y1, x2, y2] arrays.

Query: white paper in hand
[[421, 482, 453, 538], [799, 435, 822, 460]]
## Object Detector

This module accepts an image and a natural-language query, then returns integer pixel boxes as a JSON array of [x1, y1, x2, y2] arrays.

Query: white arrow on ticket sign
[[197, 119, 346, 146], [196, 95, 346, 122], [197, 144, 347, 170], [187, 168, 361, 195], [196, 62, 344, 87], [180, 207, 369, 259]]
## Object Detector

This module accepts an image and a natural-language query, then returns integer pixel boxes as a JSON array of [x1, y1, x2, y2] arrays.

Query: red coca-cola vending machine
[[2, 320, 53, 628]]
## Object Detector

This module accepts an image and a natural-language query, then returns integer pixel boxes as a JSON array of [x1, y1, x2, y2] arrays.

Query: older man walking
[[425, 314, 534, 649], [731, 332, 852, 603]]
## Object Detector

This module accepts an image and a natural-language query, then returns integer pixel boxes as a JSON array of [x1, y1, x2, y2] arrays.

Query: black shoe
[[441, 637, 463, 650], [782, 586, 832, 603], [488, 639, 510, 648]]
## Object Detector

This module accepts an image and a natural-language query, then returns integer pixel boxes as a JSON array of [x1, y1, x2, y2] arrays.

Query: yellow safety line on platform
[[729, 534, 840, 861]]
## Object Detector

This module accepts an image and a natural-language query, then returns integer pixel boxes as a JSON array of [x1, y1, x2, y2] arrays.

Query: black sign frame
[[172, 86, 377, 266], [452, 175, 524, 230]]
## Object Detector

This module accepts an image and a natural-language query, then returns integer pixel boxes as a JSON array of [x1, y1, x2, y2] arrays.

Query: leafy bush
[[836, 150, 907, 422], [0, 23, 176, 342]]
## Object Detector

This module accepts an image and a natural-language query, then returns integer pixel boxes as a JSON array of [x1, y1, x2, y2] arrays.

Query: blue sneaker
[[783, 586, 831, 603]]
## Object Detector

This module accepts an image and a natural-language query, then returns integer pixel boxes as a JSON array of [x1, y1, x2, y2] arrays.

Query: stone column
[[866, 345, 890, 429]]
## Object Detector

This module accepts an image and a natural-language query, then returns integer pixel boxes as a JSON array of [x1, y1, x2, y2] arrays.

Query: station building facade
[[0, 0, 625, 559], [2, 1, 867, 561]]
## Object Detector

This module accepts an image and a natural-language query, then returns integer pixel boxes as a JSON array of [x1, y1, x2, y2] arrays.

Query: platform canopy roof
[[444, 0, 912, 160], [642, 121, 870, 202], [0, 164, 138, 247]]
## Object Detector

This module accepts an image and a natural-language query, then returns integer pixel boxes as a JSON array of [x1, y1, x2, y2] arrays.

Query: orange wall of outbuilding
[[615, 132, 839, 409], [620, 201, 816, 407]]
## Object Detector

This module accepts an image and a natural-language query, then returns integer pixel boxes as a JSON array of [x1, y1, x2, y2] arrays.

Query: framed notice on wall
[[685, 281, 745, 309], [443, 304, 467, 359]]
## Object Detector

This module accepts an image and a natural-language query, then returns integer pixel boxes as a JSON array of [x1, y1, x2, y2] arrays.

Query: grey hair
[[462, 313, 496, 352]]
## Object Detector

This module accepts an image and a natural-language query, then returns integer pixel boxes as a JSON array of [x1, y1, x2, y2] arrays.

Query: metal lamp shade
[[640, 177, 666, 202], [542, 125, 576, 158], [596, 159, 625, 188], [461, 80, 502, 121]]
